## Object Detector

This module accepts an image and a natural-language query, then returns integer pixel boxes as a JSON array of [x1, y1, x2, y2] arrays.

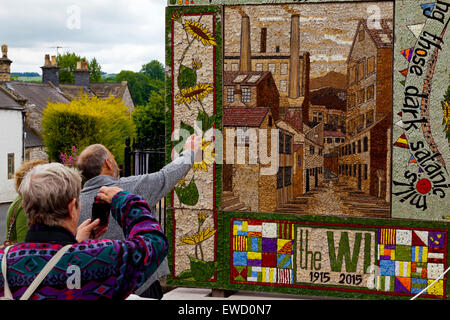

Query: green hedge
[[42, 94, 135, 165]]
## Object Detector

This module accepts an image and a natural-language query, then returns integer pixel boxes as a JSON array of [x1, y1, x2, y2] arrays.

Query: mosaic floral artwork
[[231, 220, 295, 284], [221, 2, 394, 218], [166, 5, 222, 285], [391, 1, 450, 221], [376, 228, 447, 296], [165, 0, 450, 299], [230, 219, 447, 298]]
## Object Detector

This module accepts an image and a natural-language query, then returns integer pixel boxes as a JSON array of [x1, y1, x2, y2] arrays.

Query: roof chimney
[[74, 60, 90, 87], [41, 54, 59, 87], [288, 15, 300, 99], [240, 15, 252, 72], [260, 28, 267, 53], [0, 44, 12, 82]]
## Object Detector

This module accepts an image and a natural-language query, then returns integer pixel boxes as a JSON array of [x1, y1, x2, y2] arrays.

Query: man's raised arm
[[120, 134, 202, 207]]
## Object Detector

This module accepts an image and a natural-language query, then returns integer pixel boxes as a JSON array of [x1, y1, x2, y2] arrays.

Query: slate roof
[[58, 82, 129, 101], [347, 19, 393, 64], [24, 125, 43, 148], [58, 84, 92, 100], [285, 108, 302, 132], [5, 82, 70, 112], [223, 107, 270, 127], [361, 19, 393, 49], [0, 88, 23, 111], [90, 82, 128, 100], [324, 131, 346, 137], [224, 71, 271, 87]]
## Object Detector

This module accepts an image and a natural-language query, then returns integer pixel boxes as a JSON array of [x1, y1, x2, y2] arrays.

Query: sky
[[0, 0, 167, 74]]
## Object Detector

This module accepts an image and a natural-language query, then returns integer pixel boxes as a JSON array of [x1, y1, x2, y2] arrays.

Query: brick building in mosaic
[[223, 70, 297, 213], [338, 19, 393, 201]]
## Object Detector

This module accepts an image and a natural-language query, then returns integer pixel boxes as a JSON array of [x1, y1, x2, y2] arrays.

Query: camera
[[91, 196, 110, 226]]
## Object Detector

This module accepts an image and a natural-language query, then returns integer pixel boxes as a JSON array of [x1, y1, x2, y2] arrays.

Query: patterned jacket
[[0, 191, 169, 300]]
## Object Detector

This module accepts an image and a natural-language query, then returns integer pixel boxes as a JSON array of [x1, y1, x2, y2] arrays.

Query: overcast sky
[[0, 0, 166, 74]]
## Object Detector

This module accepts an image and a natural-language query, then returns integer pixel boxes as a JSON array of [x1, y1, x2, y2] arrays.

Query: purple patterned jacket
[[0, 191, 168, 300]]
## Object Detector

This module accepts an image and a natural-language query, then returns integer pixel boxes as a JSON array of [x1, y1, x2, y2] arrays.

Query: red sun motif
[[416, 178, 432, 194]]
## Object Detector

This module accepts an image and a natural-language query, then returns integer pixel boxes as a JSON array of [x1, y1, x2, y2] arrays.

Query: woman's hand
[[76, 218, 108, 242], [97, 186, 124, 204]]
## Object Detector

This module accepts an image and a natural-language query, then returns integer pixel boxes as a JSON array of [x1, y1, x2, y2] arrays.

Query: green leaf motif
[[177, 269, 194, 281], [174, 177, 199, 206], [174, 121, 194, 154], [178, 65, 197, 91], [197, 110, 216, 132], [189, 256, 217, 282]]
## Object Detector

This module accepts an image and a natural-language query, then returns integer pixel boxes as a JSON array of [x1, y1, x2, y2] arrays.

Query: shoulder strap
[[1, 246, 14, 300], [20, 244, 73, 300], [6, 201, 21, 242]]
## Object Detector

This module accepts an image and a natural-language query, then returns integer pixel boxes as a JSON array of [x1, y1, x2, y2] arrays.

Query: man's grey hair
[[76, 144, 110, 180], [19, 163, 82, 227]]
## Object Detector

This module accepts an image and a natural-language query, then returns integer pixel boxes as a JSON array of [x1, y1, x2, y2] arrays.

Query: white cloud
[[310, 54, 347, 63], [300, 17, 327, 23], [0, 0, 166, 74], [323, 34, 353, 45]]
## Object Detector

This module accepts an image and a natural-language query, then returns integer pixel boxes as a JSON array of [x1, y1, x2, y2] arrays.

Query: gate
[[124, 135, 166, 231]]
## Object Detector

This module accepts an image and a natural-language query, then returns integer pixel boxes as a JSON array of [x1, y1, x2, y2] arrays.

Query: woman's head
[[19, 163, 82, 227], [14, 159, 47, 193]]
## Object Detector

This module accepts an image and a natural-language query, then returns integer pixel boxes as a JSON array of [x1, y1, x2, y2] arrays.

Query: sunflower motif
[[197, 212, 208, 226], [176, 83, 213, 105], [183, 20, 217, 46], [178, 227, 216, 246], [193, 139, 215, 172], [192, 58, 202, 70], [171, 11, 183, 22]]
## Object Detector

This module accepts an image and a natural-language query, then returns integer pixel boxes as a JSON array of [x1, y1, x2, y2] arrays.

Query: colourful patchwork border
[[222, 211, 449, 300], [165, 1, 450, 300]]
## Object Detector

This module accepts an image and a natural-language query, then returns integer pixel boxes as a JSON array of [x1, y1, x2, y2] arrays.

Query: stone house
[[0, 47, 135, 162], [277, 119, 324, 197], [222, 70, 298, 213]]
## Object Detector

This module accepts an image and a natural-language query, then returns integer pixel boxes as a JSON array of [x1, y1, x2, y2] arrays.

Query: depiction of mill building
[[338, 19, 393, 202], [222, 9, 326, 213]]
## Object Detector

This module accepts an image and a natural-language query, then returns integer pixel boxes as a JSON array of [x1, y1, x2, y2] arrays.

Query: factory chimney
[[288, 14, 300, 99], [240, 15, 252, 72], [302, 52, 311, 124]]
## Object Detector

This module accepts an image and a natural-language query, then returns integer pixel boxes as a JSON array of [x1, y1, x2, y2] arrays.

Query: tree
[[57, 52, 103, 84], [140, 60, 165, 81], [42, 94, 135, 166], [88, 58, 102, 82], [132, 89, 165, 170], [114, 71, 152, 106], [132, 89, 165, 140]]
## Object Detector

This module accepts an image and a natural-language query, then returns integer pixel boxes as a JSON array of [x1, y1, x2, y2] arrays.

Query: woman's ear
[[67, 198, 78, 220]]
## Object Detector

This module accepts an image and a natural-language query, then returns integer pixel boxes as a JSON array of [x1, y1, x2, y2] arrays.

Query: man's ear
[[105, 158, 113, 171]]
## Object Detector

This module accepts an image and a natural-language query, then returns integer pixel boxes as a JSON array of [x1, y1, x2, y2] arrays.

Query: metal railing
[[124, 135, 167, 232]]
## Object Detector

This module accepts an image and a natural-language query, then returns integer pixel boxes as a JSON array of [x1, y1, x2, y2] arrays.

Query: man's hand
[[76, 218, 108, 242], [97, 186, 124, 204], [184, 134, 202, 153]]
